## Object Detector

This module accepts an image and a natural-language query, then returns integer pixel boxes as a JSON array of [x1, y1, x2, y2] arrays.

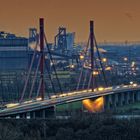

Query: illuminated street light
[[133, 83, 137, 87], [102, 58, 107, 62], [36, 97, 42, 101], [124, 57, 128, 61], [98, 87, 104, 91], [93, 71, 99, 75], [6, 103, 19, 108], [131, 61, 135, 67], [45, 55, 48, 59], [50, 62, 53, 66], [80, 55, 84, 60], [105, 66, 112, 71], [130, 81, 133, 85], [70, 64, 75, 69]]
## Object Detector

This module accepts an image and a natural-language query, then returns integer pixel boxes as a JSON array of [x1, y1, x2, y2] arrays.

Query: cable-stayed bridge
[[0, 84, 140, 118], [0, 18, 140, 119]]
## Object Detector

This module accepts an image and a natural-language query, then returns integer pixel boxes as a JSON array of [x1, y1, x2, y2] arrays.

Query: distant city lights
[[80, 55, 84, 60], [102, 58, 107, 62], [70, 64, 75, 69], [124, 57, 128, 61], [93, 71, 99, 75], [131, 61, 136, 67], [105, 66, 112, 71]]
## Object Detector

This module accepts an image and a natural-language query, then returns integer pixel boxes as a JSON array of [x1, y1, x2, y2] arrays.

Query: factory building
[[0, 31, 28, 71]]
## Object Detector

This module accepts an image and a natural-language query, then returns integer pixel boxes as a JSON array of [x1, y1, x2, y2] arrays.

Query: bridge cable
[[82, 43, 93, 89], [36, 79, 42, 98], [83, 35, 99, 90], [76, 36, 90, 90], [44, 60, 56, 96], [88, 72, 92, 89], [87, 69, 98, 90], [20, 39, 39, 103], [44, 33, 63, 94], [82, 69, 89, 89], [29, 55, 41, 99], [94, 34, 108, 87], [94, 58, 100, 88]]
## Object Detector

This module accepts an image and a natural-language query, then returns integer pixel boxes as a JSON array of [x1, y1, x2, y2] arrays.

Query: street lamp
[[124, 57, 128, 61], [102, 58, 107, 63]]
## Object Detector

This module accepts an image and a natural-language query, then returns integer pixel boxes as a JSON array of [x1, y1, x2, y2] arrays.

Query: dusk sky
[[0, 0, 140, 42]]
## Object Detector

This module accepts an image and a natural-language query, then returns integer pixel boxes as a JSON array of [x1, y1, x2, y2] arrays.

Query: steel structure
[[54, 27, 67, 53], [40, 18, 45, 100], [77, 21, 107, 91], [90, 21, 94, 91]]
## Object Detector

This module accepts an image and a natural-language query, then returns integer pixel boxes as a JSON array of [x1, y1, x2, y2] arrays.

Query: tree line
[[0, 114, 140, 140]]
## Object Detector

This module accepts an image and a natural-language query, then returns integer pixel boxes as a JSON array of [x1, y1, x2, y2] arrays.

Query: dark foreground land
[[0, 114, 140, 140]]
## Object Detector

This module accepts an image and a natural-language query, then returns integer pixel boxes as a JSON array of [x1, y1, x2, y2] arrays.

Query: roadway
[[0, 84, 139, 117]]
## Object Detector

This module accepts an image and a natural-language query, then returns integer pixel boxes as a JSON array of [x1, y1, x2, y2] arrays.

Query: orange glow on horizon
[[0, 0, 140, 42], [82, 97, 104, 112]]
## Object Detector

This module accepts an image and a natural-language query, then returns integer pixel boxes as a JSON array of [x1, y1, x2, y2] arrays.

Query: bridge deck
[[0, 85, 139, 116]]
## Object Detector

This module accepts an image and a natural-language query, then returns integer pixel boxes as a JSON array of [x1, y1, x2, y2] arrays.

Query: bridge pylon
[[77, 20, 108, 91], [90, 20, 94, 91], [39, 18, 45, 100], [19, 18, 63, 103]]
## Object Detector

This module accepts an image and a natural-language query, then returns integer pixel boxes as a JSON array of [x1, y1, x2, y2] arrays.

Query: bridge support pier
[[103, 90, 140, 112], [111, 94, 117, 108], [115, 94, 119, 107], [27, 106, 55, 119], [122, 93, 125, 105], [26, 112, 31, 119], [124, 92, 129, 105], [117, 94, 121, 107], [104, 95, 111, 110], [104, 92, 134, 110], [41, 110, 46, 119], [134, 91, 140, 102], [19, 114, 23, 119], [137, 91, 140, 101], [130, 92, 134, 103], [32, 112, 36, 119], [19, 113, 27, 119], [23, 113, 27, 119]]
